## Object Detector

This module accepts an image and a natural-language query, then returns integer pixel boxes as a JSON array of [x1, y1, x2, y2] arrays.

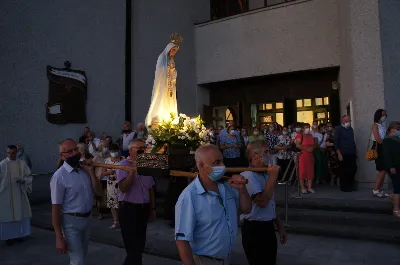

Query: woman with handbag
[[371, 109, 388, 198]]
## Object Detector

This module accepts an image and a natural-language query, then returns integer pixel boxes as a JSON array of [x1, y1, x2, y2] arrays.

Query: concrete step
[[278, 207, 400, 230], [276, 196, 392, 215], [284, 220, 400, 244]]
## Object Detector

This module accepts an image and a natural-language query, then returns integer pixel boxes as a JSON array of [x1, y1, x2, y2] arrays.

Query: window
[[296, 100, 303, 108], [303, 99, 312, 107], [266, 104, 273, 110], [211, 0, 299, 20], [315, 98, 323, 106], [226, 108, 233, 121], [324, 97, 329, 105], [261, 116, 273, 123], [276, 102, 283, 109]]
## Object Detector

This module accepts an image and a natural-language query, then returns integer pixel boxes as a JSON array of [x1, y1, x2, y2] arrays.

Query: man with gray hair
[[50, 138, 102, 265], [175, 144, 252, 265]]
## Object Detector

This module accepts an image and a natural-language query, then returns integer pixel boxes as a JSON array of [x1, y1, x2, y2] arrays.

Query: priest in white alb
[[0, 145, 33, 245]]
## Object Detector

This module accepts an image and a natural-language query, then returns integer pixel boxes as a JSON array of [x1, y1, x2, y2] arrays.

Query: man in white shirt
[[87, 132, 101, 156], [119, 121, 136, 158]]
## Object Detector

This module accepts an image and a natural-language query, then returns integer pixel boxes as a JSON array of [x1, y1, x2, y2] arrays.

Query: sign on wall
[[45, 61, 88, 124]]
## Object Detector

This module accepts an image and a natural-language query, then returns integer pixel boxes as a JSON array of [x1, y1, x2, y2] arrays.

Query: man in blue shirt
[[334, 115, 357, 192], [175, 144, 252, 265], [50, 139, 102, 265]]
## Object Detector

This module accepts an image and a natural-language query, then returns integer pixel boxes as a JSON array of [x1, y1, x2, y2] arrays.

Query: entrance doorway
[[251, 102, 284, 128]]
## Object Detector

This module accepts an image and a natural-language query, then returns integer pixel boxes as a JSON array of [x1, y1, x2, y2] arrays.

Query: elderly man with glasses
[[116, 139, 156, 265], [50, 138, 102, 265]]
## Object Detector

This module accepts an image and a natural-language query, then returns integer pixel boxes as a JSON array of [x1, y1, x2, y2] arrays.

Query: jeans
[[62, 214, 91, 265], [119, 202, 149, 265]]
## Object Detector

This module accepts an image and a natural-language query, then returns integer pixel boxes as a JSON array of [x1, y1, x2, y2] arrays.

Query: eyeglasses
[[60, 147, 79, 154], [130, 146, 145, 150]]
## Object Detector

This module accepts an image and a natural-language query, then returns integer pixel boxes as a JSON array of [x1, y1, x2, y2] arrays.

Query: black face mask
[[66, 154, 81, 168]]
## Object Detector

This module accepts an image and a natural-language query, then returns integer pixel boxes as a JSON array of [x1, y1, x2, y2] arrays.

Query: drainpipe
[[125, 0, 132, 122]]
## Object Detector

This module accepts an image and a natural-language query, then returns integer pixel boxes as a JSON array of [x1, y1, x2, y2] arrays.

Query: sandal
[[109, 222, 120, 229], [393, 210, 400, 218], [301, 189, 307, 194]]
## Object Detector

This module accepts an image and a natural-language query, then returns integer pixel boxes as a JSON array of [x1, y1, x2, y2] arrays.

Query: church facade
[[1, 0, 399, 186]]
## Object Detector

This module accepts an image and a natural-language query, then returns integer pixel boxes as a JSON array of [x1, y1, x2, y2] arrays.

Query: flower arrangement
[[146, 113, 208, 153]]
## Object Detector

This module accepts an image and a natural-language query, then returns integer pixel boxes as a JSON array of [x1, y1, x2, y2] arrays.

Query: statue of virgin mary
[[145, 33, 183, 127]]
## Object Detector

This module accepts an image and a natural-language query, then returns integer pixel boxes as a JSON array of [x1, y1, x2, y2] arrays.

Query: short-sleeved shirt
[[175, 177, 239, 260], [116, 159, 155, 203], [219, 135, 241, 158], [50, 162, 93, 213], [240, 171, 276, 221]]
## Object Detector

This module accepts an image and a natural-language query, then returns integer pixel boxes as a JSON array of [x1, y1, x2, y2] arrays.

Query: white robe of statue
[[145, 43, 178, 127]]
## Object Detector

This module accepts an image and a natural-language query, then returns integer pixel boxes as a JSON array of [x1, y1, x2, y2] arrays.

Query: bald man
[[175, 144, 252, 265], [50, 139, 102, 265]]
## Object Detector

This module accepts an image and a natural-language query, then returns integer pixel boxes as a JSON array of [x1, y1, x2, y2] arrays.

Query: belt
[[119, 201, 149, 208], [243, 219, 274, 224], [198, 255, 223, 262], [63, 211, 91, 218]]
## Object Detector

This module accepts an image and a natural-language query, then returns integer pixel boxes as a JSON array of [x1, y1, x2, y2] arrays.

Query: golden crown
[[170, 33, 183, 45]]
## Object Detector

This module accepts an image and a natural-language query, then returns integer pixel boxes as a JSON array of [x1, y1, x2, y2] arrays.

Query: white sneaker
[[308, 189, 316, 194], [372, 190, 385, 198]]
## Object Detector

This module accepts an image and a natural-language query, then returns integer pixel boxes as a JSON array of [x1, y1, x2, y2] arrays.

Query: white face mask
[[312, 125, 318, 129], [305, 128, 310, 134], [344, 122, 351, 128], [295, 128, 301, 132], [282, 132, 288, 135], [253, 131, 259, 136], [110, 152, 119, 158], [229, 130, 235, 135]]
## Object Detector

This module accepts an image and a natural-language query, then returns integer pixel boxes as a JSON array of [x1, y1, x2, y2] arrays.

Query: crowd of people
[[1, 108, 400, 265]]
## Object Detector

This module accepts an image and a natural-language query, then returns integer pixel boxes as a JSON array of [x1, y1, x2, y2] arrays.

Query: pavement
[[0, 227, 181, 265], [29, 204, 400, 265], [25, 174, 400, 265]]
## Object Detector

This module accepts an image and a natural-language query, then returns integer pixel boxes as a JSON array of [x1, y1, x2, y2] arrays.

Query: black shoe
[[5, 239, 16, 246], [15, 237, 26, 243]]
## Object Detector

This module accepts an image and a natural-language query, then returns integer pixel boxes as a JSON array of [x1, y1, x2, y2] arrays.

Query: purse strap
[[367, 125, 378, 151]]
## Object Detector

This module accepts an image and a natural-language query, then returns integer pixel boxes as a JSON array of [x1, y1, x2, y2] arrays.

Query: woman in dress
[[265, 124, 280, 165], [219, 125, 242, 168], [371, 109, 389, 198], [313, 123, 328, 184], [103, 144, 124, 229], [296, 123, 316, 193], [93, 144, 110, 220], [275, 126, 293, 181], [382, 121, 400, 218]]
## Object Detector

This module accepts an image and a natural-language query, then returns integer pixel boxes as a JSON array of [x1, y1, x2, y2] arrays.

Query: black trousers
[[241, 220, 277, 265], [164, 177, 188, 222], [277, 158, 293, 181], [118, 202, 149, 265], [338, 154, 357, 192]]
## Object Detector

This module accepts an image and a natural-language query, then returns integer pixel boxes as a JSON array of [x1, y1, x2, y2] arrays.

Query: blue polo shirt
[[239, 171, 276, 221], [175, 177, 239, 260]]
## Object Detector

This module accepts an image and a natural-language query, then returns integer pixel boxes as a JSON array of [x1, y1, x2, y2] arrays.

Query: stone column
[[337, 0, 385, 187]]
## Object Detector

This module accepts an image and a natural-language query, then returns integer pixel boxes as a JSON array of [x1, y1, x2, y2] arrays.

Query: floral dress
[[105, 157, 122, 209], [266, 133, 279, 154], [277, 135, 293, 160]]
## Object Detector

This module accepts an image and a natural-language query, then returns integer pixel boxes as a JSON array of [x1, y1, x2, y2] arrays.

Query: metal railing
[[277, 152, 300, 226]]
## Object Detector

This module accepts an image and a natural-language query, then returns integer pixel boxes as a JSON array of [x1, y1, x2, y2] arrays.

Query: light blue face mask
[[17, 151, 23, 158], [103, 147, 109, 153], [381, 116, 387, 123], [395, 131, 400, 137], [207, 166, 226, 181]]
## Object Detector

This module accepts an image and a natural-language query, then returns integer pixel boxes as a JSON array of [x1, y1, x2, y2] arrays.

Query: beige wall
[[195, 0, 340, 84], [337, 0, 385, 186]]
